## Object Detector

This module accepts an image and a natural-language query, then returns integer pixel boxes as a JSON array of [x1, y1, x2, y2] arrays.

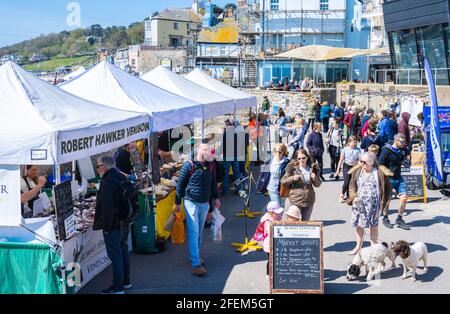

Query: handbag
[[280, 182, 290, 198]]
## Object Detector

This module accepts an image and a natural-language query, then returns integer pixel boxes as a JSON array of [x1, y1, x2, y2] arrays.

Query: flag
[[424, 58, 444, 183]]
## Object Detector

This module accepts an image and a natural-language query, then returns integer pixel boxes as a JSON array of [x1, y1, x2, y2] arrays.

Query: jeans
[[322, 117, 330, 133], [307, 118, 315, 131], [268, 191, 284, 207], [222, 161, 241, 193], [103, 223, 130, 291], [310, 153, 324, 176], [342, 163, 353, 198], [328, 145, 339, 173], [285, 198, 314, 221], [184, 199, 210, 268]]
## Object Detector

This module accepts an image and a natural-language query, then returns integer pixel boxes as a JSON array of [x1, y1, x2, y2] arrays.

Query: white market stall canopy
[[63, 66, 86, 81], [0, 62, 150, 165], [141, 66, 236, 119], [60, 61, 205, 132], [184, 68, 257, 111]]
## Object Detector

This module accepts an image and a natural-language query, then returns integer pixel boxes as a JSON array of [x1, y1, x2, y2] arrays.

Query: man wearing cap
[[378, 133, 411, 230]]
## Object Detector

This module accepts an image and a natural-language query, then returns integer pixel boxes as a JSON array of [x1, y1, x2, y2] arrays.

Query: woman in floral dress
[[346, 152, 393, 255]]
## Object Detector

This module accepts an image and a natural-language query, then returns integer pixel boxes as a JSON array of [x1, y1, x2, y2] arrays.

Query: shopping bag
[[164, 211, 176, 232], [171, 213, 185, 244], [256, 172, 270, 192], [211, 208, 225, 242], [133, 195, 158, 253]]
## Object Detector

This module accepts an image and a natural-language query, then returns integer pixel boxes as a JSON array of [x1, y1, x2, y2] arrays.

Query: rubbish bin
[[133, 193, 158, 254]]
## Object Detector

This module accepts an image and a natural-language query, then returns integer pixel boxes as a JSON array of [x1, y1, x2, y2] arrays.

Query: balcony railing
[[374, 68, 450, 85]]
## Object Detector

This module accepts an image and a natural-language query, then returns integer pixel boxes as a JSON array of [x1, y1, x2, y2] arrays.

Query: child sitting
[[253, 201, 283, 277], [283, 205, 301, 223]]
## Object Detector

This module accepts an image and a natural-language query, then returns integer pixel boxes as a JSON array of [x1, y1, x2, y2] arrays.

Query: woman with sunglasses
[[266, 143, 290, 205], [346, 152, 393, 255], [281, 149, 321, 221]]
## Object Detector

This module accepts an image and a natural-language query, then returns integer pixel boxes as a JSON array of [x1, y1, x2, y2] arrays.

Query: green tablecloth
[[0, 242, 64, 294]]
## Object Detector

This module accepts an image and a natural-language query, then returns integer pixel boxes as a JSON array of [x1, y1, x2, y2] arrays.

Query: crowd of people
[[252, 97, 420, 276], [268, 77, 315, 92], [78, 95, 420, 292]]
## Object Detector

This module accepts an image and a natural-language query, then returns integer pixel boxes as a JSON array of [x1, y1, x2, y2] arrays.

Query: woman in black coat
[[306, 122, 326, 181]]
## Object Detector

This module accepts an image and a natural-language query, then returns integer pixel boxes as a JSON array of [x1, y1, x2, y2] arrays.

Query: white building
[[115, 48, 129, 71], [257, 0, 347, 51], [362, 0, 387, 50]]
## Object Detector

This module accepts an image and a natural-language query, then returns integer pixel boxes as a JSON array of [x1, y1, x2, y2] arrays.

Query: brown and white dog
[[391, 241, 428, 282]]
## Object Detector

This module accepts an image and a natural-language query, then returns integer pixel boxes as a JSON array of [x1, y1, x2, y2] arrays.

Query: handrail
[[374, 68, 450, 85]]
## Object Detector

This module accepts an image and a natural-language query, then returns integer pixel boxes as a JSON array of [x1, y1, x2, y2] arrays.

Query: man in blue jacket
[[175, 143, 221, 276], [379, 110, 398, 144]]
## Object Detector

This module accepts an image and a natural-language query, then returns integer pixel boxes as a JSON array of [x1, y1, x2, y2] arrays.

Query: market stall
[[141, 66, 236, 119], [61, 62, 258, 245], [185, 68, 257, 112], [0, 61, 150, 294], [60, 61, 205, 132]]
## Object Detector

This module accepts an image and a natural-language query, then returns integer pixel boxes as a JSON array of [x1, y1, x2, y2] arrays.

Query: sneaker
[[123, 283, 132, 289], [382, 217, 393, 229], [101, 287, 124, 294], [329, 173, 335, 179], [396, 217, 411, 230], [193, 266, 207, 277]]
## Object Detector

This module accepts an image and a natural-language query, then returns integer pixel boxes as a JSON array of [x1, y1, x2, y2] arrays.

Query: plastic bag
[[164, 212, 176, 232], [211, 208, 225, 242], [171, 213, 185, 244]]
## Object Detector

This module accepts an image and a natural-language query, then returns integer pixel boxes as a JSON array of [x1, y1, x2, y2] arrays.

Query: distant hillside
[[0, 21, 145, 61]]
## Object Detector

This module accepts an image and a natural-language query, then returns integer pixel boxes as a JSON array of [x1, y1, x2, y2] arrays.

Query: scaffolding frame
[[237, 1, 346, 54]]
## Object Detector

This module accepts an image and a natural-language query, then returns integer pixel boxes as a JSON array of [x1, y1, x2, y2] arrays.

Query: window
[[171, 37, 180, 47], [320, 0, 329, 11], [174, 22, 179, 30], [270, 0, 279, 11], [390, 29, 421, 84], [416, 24, 448, 84]]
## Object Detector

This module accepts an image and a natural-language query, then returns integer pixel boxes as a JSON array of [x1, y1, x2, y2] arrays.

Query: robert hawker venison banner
[[58, 120, 150, 164]]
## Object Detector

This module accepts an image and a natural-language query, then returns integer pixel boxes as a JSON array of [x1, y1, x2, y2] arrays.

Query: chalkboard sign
[[54, 180, 75, 241], [401, 166, 426, 201], [270, 222, 324, 294]]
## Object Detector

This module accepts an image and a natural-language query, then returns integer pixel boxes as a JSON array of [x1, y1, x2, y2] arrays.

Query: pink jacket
[[261, 213, 280, 253]]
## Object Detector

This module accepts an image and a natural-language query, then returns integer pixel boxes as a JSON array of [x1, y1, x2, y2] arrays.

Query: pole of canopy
[[147, 135, 157, 242], [72, 161, 76, 182], [55, 164, 61, 185], [201, 107, 205, 141]]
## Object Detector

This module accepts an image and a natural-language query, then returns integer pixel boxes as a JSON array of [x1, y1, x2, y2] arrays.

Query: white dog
[[391, 241, 428, 282], [346, 242, 396, 281]]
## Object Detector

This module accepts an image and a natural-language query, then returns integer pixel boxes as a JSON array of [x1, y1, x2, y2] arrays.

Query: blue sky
[[0, 0, 231, 48]]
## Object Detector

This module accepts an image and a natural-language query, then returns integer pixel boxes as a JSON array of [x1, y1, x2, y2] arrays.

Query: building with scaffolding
[[236, 0, 371, 86]]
